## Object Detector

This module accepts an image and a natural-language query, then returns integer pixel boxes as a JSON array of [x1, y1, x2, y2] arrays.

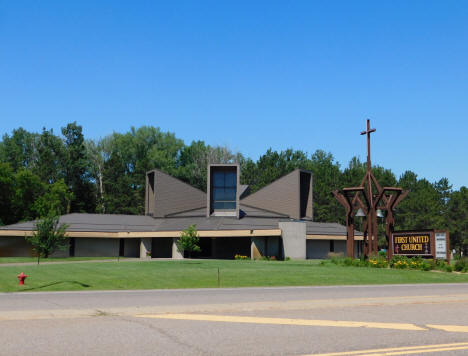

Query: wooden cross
[[360, 119, 376, 172]]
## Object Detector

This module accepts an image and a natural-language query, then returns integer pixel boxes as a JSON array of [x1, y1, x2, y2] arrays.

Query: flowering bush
[[234, 254, 249, 260], [390, 256, 433, 271], [390, 256, 410, 269], [368, 256, 388, 268], [323, 254, 457, 273]]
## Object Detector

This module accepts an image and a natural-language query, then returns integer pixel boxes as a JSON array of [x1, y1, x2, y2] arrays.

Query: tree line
[[0, 123, 466, 253]]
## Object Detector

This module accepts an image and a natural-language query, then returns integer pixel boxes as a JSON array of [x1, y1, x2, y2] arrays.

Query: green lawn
[[1, 259, 468, 293], [0, 257, 127, 264]]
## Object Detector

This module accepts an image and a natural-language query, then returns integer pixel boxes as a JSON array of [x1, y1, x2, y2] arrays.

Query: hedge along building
[[0, 164, 363, 259]]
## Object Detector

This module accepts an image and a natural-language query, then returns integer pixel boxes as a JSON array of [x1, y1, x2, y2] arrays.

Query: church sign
[[391, 231, 434, 257], [435, 231, 450, 260]]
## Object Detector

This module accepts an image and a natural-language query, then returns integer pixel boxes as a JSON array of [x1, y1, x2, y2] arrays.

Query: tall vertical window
[[212, 170, 237, 210]]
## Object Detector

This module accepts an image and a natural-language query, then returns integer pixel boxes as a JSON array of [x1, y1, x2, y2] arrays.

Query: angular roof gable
[[147, 169, 207, 218], [241, 169, 312, 220]]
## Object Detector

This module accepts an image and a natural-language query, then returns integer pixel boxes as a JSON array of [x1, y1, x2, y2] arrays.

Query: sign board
[[392, 231, 433, 257], [435, 231, 448, 259]]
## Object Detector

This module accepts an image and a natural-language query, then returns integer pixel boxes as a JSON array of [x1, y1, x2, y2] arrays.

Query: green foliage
[[390, 256, 437, 272], [368, 256, 388, 268], [395, 171, 449, 231], [33, 179, 72, 217], [389, 255, 409, 269], [241, 148, 309, 193], [308, 150, 343, 223], [12, 169, 44, 221], [25, 215, 69, 263], [62, 122, 95, 213], [1, 123, 468, 256], [0, 128, 37, 171], [234, 254, 249, 260], [176, 224, 201, 258], [0, 163, 15, 225], [328, 254, 388, 268], [34, 128, 66, 184], [178, 140, 242, 191], [101, 126, 185, 214], [447, 187, 468, 254], [454, 258, 468, 272]]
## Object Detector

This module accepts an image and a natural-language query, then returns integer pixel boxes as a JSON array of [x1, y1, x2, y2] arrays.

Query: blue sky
[[1, 1, 467, 188]]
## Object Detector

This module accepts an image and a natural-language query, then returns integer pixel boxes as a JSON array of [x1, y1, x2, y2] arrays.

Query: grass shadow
[[19, 280, 91, 292]]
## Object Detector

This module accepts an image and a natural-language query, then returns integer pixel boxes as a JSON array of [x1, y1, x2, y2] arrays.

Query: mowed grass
[[0, 257, 126, 264], [1, 259, 468, 293]]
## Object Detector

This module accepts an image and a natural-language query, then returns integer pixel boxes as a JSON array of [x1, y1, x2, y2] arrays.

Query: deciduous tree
[[176, 224, 201, 258], [25, 215, 69, 264]]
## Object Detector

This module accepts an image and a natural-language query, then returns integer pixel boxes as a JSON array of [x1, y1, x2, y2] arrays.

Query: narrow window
[[329, 240, 335, 252], [212, 170, 237, 210]]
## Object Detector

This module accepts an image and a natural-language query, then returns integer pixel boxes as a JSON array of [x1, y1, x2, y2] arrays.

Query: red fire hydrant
[[17, 272, 28, 285]]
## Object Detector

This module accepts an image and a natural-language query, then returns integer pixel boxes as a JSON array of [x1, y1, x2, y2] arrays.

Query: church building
[[0, 164, 363, 259]]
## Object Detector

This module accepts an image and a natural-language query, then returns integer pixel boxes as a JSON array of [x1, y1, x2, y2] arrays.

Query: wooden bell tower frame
[[333, 120, 408, 259]]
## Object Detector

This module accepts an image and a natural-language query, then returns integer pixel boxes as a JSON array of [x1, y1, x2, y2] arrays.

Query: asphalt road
[[1, 284, 468, 355]]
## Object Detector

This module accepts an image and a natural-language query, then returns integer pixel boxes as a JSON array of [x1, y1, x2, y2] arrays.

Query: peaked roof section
[[241, 169, 310, 220], [0, 213, 160, 232], [238, 185, 251, 199], [0, 213, 360, 236], [147, 169, 206, 218]]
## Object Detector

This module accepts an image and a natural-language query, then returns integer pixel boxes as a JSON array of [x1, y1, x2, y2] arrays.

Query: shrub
[[328, 252, 344, 259], [351, 258, 362, 267], [176, 224, 201, 258], [390, 256, 410, 269], [431, 259, 449, 272], [285, 256, 291, 261], [234, 254, 249, 260], [368, 256, 388, 268], [421, 261, 433, 271], [358, 258, 369, 267], [445, 265, 454, 273], [328, 252, 345, 265], [390, 256, 436, 271], [454, 258, 468, 272]]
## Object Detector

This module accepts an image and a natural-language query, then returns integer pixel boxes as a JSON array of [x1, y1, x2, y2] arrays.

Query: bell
[[376, 209, 385, 218], [355, 208, 365, 217]]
